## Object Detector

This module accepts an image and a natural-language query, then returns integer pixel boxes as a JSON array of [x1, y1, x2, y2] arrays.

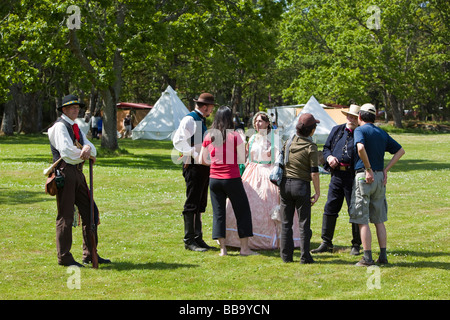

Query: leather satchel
[[45, 168, 65, 196], [269, 152, 285, 186], [45, 172, 58, 196], [269, 134, 295, 186]]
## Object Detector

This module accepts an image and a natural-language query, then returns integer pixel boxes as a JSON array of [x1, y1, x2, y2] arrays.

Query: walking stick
[[89, 158, 99, 269]]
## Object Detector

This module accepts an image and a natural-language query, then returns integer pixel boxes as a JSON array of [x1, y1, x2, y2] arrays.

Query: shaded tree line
[[1, 0, 448, 149]]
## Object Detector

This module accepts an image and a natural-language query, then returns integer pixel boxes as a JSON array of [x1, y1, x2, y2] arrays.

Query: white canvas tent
[[132, 85, 190, 140], [267, 105, 302, 130], [74, 118, 90, 135], [282, 96, 337, 144]]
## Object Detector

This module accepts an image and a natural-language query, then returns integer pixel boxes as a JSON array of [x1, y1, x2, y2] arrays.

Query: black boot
[[311, 215, 337, 253], [193, 212, 213, 250], [300, 229, 314, 264], [183, 212, 207, 252], [350, 223, 361, 255], [195, 238, 214, 250]]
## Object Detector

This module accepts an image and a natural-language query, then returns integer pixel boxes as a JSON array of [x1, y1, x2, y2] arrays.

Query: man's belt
[[64, 162, 84, 171], [355, 168, 382, 173], [336, 165, 351, 171]]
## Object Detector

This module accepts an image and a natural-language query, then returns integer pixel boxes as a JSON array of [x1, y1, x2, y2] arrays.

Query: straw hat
[[341, 104, 361, 117]]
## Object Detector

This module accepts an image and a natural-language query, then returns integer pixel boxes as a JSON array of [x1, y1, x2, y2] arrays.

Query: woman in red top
[[200, 106, 256, 256]]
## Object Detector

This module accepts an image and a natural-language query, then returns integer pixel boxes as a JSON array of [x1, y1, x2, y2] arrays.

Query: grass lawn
[[0, 132, 448, 301]]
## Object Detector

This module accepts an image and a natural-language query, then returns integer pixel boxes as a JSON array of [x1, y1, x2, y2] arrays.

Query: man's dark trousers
[[322, 170, 361, 248], [56, 163, 97, 265], [182, 163, 210, 246]]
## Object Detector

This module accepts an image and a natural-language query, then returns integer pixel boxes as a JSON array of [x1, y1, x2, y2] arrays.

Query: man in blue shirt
[[350, 103, 405, 266]]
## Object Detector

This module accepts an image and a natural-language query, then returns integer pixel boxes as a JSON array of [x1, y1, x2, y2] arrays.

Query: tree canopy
[[1, 0, 448, 146]]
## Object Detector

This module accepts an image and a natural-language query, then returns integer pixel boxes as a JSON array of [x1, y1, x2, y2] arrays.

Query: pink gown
[[225, 132, 300, 249]]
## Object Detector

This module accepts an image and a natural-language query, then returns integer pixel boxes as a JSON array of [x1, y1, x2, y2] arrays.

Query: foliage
[[0, 0, 448, 141], [276, 0, 449, 126]]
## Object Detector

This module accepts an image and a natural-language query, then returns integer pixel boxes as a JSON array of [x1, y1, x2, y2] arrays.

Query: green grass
[[0, 133, 449, 300]]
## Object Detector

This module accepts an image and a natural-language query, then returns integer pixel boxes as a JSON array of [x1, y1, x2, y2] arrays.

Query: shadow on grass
[[387, 159, 449, 172], [384, 250, 450, 270], [102, 261, 199, 271], [0, 189, 53, 205], [3, 135, 448, 172], [0, 134, 50, 145], [256, 244, 450, 270], [2, 138, 181, 171], [96, 153, 180, 171], [0, 134, 176, 150], [313, 248, 450, 269], [115, 138, 175, 151], [2, 154, 181, 171], [4, 155, 448, 173]]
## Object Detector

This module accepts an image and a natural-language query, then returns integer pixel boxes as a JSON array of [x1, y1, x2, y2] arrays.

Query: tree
[[1, 0, 288, 138], [0, 0, 92, 134], [276, 0, 449, 126]]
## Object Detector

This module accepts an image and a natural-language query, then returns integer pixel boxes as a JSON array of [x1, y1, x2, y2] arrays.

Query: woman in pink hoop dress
[[225, 112, 300, 250]]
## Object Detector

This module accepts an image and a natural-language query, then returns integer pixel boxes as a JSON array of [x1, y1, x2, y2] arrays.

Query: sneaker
[[376, 257, 389, 265], [300, 258, 315, 264], [350, 246, 361, 256], [355, 257, 375, 267], [300, 253, 315, 264]]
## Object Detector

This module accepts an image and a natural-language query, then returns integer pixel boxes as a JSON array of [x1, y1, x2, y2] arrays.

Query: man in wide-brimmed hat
[[192, 92, 217, 106], [57, 94, 85, 112], [48, 94, 110, 267], [312, 104, 362, 256], [173, 92, 217, 251]]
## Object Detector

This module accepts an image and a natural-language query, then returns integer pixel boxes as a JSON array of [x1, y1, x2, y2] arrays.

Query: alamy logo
[[366, 265, 381, 290], [366, 5, 381, 30], [66, 266, 81, 289], [172, 125, 280, 165], [66, 5, 81, 30]]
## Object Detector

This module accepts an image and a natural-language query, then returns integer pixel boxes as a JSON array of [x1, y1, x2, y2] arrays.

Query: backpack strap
[[284, 134, 295, 164]]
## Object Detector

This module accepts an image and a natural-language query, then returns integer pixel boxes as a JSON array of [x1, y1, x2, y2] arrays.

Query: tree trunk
[[19, 92, 42, 134], [231, 83, 242, 115], [89, 85, 99, 114], [386, 91, 403, 128], [66, 2, 125, 152], [1, 100, 15, 135], [100, 88, 118, 150], [382, 89, 403, 128], [231, 70, 245, 114]]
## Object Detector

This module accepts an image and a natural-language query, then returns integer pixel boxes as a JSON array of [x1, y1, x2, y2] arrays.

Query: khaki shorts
[[349, 171, 387, 225]]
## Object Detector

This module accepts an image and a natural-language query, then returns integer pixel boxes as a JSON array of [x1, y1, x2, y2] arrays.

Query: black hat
[[58, 94, 85, 111]]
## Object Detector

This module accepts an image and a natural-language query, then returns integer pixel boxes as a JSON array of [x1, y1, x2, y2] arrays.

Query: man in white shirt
[[172, 93, 215, 251], [48, 94, 110, 267]]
